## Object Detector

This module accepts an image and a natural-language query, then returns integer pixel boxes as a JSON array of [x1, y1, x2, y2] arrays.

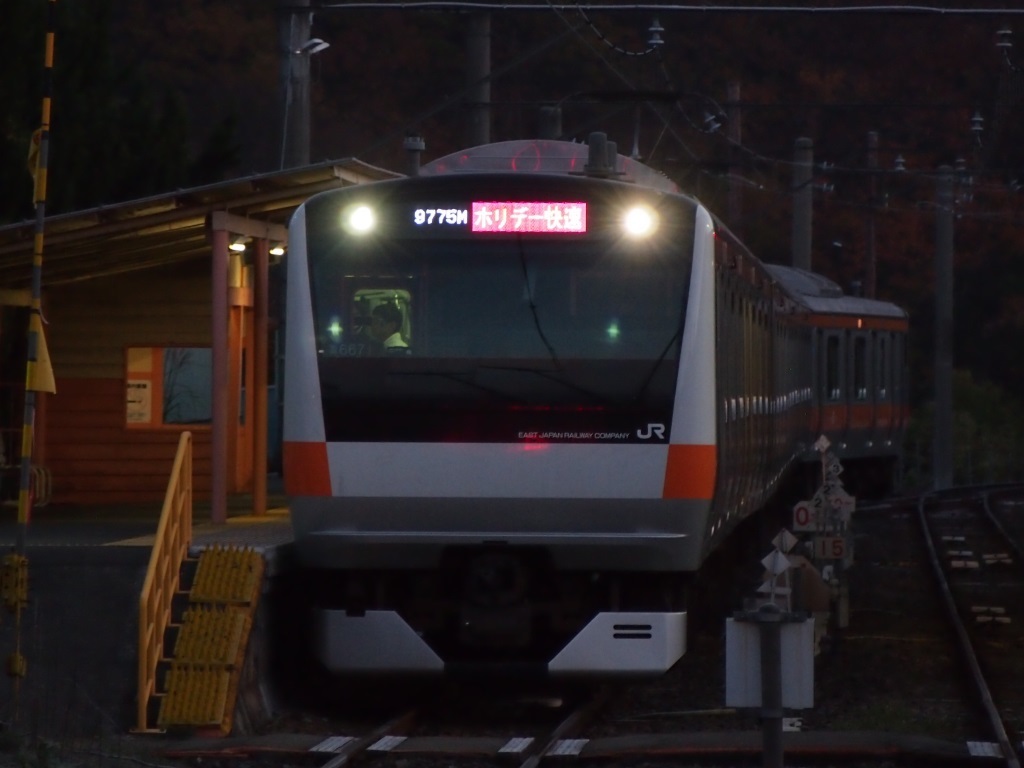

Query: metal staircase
[[136, 431, 266, 735], [157, 545, 264, 733]]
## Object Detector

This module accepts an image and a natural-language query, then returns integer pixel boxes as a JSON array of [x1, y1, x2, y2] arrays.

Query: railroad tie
[[970, 605, 1011, 625]]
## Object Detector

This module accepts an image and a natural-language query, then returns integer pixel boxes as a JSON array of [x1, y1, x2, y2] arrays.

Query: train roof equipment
[[765, 264, 909, 320], [419, 134, 680, 194]]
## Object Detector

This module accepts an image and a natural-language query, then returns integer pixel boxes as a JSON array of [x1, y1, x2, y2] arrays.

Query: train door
[[893, 331, 909, 434], [715, 273, 743, 517], [809, 327, 823, 439], [820, 330, 848, 441], [873, 331, 895, 444], [850, 331, 872, 440]]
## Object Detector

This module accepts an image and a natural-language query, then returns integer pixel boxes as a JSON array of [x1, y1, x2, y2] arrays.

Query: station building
[[0, 160, 398, 521]]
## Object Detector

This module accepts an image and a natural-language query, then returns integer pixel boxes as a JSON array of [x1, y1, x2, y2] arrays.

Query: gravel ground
[[0, 502, 990, 768], [592, 503, 985, 743]]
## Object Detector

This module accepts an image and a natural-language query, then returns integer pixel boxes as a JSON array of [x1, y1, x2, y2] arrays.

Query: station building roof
[[0, 158, 401, 290]]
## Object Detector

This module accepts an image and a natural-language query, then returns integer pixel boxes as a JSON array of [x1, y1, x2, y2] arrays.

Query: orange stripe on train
[[663, 444, 716, 500], [283, 441, 332, 496]]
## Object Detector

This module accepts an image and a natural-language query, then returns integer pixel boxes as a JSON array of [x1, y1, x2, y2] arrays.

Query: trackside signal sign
[[792, 499, 817, 532]]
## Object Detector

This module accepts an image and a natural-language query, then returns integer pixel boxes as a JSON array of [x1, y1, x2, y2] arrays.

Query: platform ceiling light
[[229, 236, 250, 252], [269, 242, 286, 257]]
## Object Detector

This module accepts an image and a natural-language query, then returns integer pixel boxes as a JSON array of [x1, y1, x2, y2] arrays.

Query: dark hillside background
[[3, 0, 1024, 480]]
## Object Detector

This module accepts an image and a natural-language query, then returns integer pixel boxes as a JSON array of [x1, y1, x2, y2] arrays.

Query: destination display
[[411, 201, 588, 234]]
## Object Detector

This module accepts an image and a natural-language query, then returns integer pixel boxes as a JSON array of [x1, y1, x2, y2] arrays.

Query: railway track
[[155, 485, 1024, 768], [161, 685, 616, 768], [918, 487, 1024, 768]]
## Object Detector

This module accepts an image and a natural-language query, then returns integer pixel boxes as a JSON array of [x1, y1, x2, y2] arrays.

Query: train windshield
[[301, 174, 696, 442]]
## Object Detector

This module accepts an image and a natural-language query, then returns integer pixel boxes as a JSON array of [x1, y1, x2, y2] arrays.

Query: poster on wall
[[126, 379, 152, 424]]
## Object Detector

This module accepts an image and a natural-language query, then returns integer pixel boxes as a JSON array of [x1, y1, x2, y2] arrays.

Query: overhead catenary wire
[[320, 3, 1024, 13], [323, 0, 1024, 226]]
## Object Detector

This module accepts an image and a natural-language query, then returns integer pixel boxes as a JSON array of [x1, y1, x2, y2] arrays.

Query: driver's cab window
[[318, 286, 412, 357], [352, 289, 412, 355]]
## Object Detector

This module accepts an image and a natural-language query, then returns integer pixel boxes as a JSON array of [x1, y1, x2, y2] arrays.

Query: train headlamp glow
[[344, 204, 376, 234], [622, 205, 658, 238]]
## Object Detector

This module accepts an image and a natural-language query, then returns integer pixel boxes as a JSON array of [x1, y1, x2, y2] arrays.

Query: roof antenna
[[404, 134, 425, 177], [585, 132, 618, 178]]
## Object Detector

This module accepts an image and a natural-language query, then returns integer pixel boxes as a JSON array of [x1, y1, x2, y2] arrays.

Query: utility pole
[[727, 81, 743, 236], [792, 137, 813, 271], [464, 12, 491, 147], [865, 131, 879, 299], [279, 0, 325, 169], [933, 167, 954, 490]]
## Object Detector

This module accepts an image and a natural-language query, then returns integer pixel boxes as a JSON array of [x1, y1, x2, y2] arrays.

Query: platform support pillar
[[211, 228, 229, 524]]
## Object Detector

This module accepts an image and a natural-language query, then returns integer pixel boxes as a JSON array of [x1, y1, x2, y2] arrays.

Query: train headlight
[[344, 204, 376, 234], [622, 205, 658, 238]]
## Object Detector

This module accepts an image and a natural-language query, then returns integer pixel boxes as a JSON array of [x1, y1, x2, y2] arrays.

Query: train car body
[[282, 135, 908, 678]]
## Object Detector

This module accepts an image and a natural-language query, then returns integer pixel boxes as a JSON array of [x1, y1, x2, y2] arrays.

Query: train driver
[[369, 303, 411, 354]]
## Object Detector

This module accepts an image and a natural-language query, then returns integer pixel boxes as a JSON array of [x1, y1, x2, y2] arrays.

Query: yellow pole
[[7, 0, 57, 714]]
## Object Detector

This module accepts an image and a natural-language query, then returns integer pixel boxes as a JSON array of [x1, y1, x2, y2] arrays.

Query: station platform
[[0, 497, 295, 744], [0, 496, 293, 550]]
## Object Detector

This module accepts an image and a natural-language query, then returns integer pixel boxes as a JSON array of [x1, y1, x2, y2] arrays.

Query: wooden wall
[[42, 260, 213, 506]]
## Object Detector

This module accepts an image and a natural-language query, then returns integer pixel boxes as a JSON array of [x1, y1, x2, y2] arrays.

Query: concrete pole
[[792, 138, 813, 271], [934, 167, 955, 490], [280, 0, 312, 169], [865, 131, 878, 299], [727, 81, 743, 235], [538, 105, 562, 140], [465, 12, 491, 148]]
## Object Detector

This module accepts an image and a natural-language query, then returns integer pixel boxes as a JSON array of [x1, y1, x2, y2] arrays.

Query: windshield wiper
[[518, 239, 561, 369]]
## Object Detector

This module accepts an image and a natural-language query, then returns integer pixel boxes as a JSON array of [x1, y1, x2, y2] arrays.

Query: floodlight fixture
[[296, 38, 330, 55], [229, 236, 250, 252]]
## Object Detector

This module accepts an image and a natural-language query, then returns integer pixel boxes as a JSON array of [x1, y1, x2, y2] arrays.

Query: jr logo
[[636, 423, 666, 440]]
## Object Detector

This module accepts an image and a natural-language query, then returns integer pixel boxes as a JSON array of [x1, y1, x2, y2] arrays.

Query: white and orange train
[[282, 134, 909, 678]]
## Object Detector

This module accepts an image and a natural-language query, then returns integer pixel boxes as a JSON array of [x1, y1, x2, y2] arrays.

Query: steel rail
[[318, 709, 420, 768], [916, 492, 1021, 768], [518, 686, 612, 768]]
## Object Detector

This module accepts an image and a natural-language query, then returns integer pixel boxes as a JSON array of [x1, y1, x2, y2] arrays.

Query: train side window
[[853, 336, 868, 401], [825, 335, 841, 401]]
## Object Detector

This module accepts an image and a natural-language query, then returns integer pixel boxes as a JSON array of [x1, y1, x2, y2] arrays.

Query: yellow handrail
[[135, 430, 193, 733]]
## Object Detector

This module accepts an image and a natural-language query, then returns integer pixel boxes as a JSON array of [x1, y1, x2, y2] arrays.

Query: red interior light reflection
[[472, 202, 587, 234]]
